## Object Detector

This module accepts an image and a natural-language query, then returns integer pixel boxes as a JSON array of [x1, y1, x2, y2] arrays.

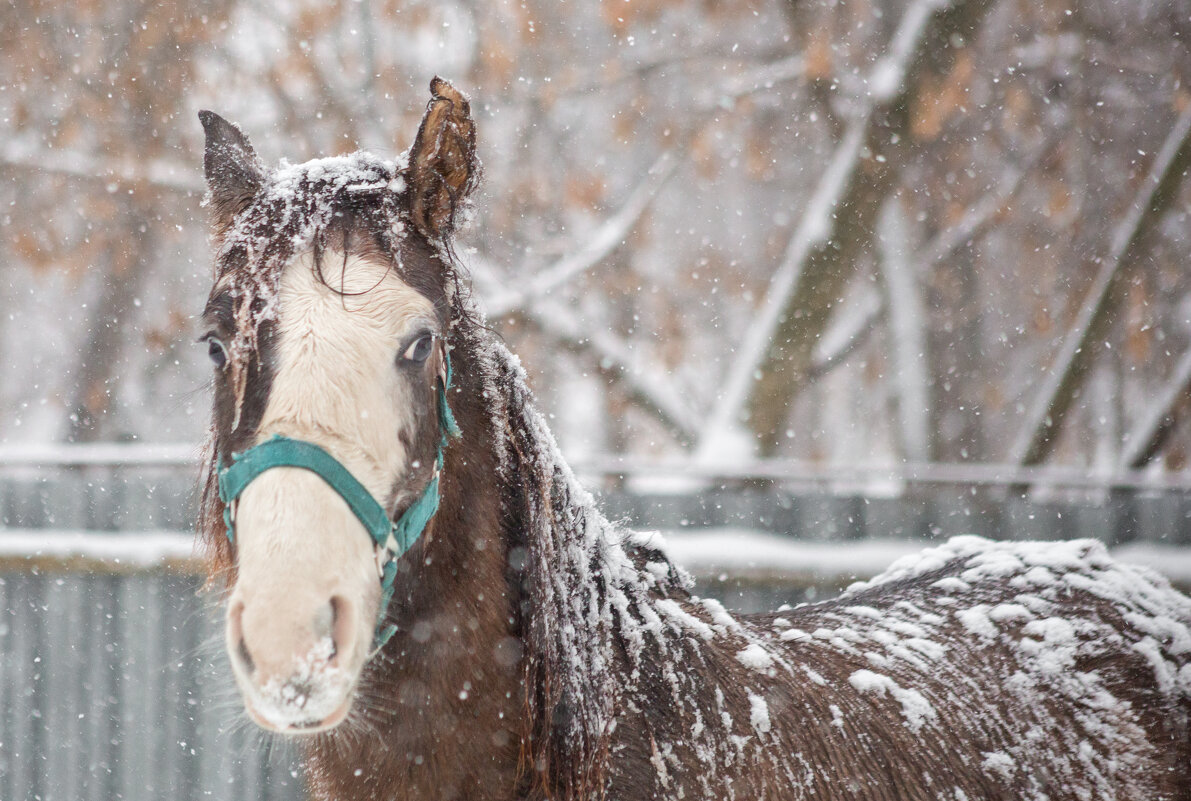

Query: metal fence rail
[[1, 467, 1190, 543], [4, 441, 1191, 491]]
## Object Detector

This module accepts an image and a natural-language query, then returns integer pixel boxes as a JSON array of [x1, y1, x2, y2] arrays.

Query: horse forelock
[[209, 152, 400, 411]]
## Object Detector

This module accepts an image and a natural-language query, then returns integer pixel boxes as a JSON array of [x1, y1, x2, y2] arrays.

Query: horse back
[[608, 537, 1191, 801]]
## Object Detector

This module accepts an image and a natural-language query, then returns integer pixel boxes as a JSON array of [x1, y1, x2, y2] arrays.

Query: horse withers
[[196, 79, 1191, 801]]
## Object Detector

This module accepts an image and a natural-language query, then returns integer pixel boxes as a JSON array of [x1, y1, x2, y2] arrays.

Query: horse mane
[[474, 333, 692, 798]]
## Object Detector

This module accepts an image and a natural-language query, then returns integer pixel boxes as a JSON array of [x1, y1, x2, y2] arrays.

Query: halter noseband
[[216, 347, 461, 650]]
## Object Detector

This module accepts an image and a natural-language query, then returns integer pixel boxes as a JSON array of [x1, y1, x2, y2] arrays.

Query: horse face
[[209, 252, 443, 731], [197, 80, 476, 733]]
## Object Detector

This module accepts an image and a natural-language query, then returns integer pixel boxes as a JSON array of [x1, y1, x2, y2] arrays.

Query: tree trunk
[[745, 0, 997, 455], [64, 199, 155, 442]]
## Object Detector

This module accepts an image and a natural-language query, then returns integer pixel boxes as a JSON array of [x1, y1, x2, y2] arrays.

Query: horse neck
[[306, 330, 527, 800], [476, 333, 691, 795]]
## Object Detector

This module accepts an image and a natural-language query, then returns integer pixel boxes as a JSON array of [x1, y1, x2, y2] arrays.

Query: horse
[[195, 78, 1191, 801]]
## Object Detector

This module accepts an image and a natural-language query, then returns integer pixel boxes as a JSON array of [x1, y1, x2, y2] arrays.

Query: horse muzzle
[[221, 465, 383, 734], [227, 591, 360, 733]]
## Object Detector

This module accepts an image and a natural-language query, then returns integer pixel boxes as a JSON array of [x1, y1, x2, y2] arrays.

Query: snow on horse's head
[[196, 78, 478, 732]]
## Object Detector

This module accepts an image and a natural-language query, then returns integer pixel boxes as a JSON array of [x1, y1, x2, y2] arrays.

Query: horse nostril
[[228, 601, 256, 675], [238, 637, 256, 675], [313, 598, 338, 663], [328, 595, 354, 666]]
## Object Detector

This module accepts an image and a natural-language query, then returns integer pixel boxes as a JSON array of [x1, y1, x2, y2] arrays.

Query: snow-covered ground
[[3, 527, 1189, 591]]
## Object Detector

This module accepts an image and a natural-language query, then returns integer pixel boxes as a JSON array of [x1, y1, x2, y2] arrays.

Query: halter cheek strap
[[217, 347, 461, 650]]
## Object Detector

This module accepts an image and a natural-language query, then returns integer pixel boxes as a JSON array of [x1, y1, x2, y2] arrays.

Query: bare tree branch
[[695, 55, 806, 109], [484, 151, 680, 318], [1119, 347, 1191, 470], [877, 198, 931, 461], [466, 254, 698, 441], [696, 117, 868, 458], [0, 140, 201, 194], [798, 148, 1041, 424], [550, 47, 794, 100], [517, 297, 702, 442], [482, 53, 803, 321], [806, 290, 884, 380], [1009, 104, 1191, 466], [920, 142, 1052, 266]]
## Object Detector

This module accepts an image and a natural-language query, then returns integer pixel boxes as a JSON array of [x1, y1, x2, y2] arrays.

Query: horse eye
[[206, 336, 228, 369], [401, 334, 434, 364]]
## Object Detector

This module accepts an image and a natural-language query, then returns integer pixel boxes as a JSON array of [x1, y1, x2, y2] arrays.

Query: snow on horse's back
[[741, 535, 1191, 799]]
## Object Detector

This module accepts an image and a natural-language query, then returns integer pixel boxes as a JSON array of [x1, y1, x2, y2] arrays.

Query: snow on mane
[[476, 335, 822, 789], [216, 151, 406, 269]]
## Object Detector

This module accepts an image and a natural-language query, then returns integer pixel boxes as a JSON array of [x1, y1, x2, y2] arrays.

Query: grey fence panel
[[2, 478, 51, 528], [2, 573, 42, 801], [116, 574, 157, 801], [4, 472, 1191, 543], [0, 574, 11, 799], [42, 577, 86, 801], [81, 575, 120, 801], [861, 496, 932, 540], [87, 474, 127, 532], [1133, 493, 1191, 543], [0, 572, 305, 801]]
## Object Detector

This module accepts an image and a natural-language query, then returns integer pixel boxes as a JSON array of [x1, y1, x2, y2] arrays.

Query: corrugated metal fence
[[2, 461, 1190, 801], [0, 467, 306, 801], [0, 571, 305, 801]]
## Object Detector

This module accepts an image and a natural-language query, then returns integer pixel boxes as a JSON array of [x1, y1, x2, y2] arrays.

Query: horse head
[[196, 79, 478, 733]]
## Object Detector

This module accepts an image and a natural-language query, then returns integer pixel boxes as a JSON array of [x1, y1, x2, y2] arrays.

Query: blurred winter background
[[2, 0, 1191, 798]]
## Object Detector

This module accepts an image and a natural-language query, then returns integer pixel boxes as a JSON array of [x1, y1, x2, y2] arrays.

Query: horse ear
[[407, 77, 479, 240], [199, 110, 264, 228]]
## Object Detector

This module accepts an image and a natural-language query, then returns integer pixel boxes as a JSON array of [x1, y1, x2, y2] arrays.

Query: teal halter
[[217, 349, 461, 649]]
